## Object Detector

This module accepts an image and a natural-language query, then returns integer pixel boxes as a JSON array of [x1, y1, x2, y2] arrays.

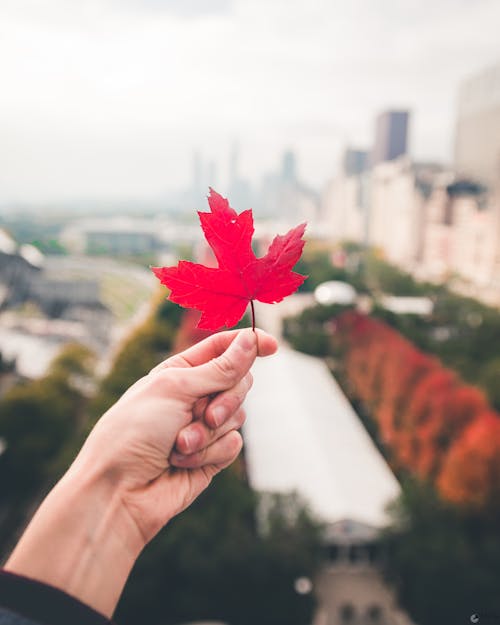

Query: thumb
[[183, 329, 257, 397]]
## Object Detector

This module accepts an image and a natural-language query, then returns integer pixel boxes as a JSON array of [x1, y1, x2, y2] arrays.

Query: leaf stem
[[250, 300, 256, 333]]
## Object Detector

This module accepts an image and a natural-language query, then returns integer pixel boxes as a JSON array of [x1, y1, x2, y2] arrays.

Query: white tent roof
[[243, 347, 401, 529], [19, 244, 45, 268], [0, 229, 17, 255]]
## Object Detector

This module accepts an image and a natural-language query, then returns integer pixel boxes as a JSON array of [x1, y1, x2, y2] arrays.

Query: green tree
[[478, 358, 500, 411], [283, 303, 353, 357], [116, 470, 322, 625], [383, 481, 500, 625], [89, 300, 180, 424], [0, 343, 94, 549]]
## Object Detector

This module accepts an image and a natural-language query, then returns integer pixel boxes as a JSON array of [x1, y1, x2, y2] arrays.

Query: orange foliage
[[399, 369, 457, 477], [437, 412, 500, 509], [414, 384, 489, 478], [378, 344, 436, 448], [335, 311, 500, 510]]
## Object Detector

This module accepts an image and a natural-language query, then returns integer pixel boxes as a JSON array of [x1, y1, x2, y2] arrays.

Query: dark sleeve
[[0, 570, 113, 625]]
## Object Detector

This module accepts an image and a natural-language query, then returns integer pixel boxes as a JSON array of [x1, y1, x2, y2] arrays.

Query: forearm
[[5, 463, 143, 618]]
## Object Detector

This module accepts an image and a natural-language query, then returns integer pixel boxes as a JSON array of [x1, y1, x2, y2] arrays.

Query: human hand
[[76, 327, 277, 545], [6, 328, 277, 618]]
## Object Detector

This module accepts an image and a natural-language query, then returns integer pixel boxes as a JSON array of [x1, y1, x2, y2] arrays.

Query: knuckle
[[197, 445, 209, 464], [212, 354, 238, 385], [147, 373, 166, 394], [245, 372, 254, 390], [152, 368, 185, 394], [234, 409, 246, 429], [228, 431, 243, 454], [148, 354, 178, 376], [216, 388, 245, 421]]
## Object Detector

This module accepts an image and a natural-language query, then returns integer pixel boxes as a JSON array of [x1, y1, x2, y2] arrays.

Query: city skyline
[[1, 0, 500, 204]]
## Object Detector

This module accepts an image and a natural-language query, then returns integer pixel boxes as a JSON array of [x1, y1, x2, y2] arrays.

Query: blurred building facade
[[322, 149, 442, 271], [371, 111, 409, 166], [0, 230, 115, 377], [455, 62, 500, 186], [244, 348, 413, 625], [259, 150, 319, 223], [322, 92, 500, 304], [418, 181, 500, 299]]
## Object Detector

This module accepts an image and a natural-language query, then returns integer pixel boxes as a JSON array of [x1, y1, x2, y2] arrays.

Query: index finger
[[150, 328, 278, 374]]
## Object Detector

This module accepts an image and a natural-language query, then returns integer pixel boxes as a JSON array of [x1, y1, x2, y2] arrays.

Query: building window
[[348, 545, 366, 563], [366, 604, 383, 622], [327, 544, 339, 562], [366, 542, 379, 564], [339, 603, 356, 623]]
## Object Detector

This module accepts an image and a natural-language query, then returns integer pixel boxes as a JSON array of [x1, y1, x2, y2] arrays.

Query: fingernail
[[213, 405, 227, 427], [238, 329, 255, 352], [182, 430, 199, 453]]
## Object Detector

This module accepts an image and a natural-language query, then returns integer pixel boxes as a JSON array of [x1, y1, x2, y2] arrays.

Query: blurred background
[[1, 1, 500, 624]]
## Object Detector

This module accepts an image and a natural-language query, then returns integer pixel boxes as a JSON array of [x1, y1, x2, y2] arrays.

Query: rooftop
[[243, 347, 401, 530], [0, 230, 16, 255]]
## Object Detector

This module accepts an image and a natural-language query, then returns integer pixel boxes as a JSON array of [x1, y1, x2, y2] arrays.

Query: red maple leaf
[[152, 189, 307, 330]]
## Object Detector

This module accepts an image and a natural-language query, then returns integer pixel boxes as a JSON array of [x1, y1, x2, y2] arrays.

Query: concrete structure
[[320, 73, 500, 304], [451, 191, 500, 294], [455, 62, 500, 187], [61, 217, 200, 257], [322, 155, 443, 270], [0, 231, 119, 376], [0, 230, 44, 308], [61, 218, 162, 256], [315, 281, 357, 306], [419, 180, 500, 303], [323, 153, 500, 305], [244, 348, 400, 531], [259, 151, 319, 222], [368, 158, 428, 268], [314, 561, 415, 625], [321, 167, 369, 246], [343, 149, 370, 177], [371, 111, 409, 166], [379, 295, 433, 316], [244, 348, 412, 625]]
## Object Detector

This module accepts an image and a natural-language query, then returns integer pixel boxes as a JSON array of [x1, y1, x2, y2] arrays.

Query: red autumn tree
[[378, 343, 437, 450], [397, 369, 457, 477], [415, 384, 489, 478], [333, 311, 500, 510], [437, 412, 500, 509]]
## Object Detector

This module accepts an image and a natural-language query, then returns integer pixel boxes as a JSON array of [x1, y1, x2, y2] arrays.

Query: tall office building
[[207, 159, 217, 188], [371, 111, 409, 165], [343, 148, 370, 176], [282, 150, 297, 182], [192, 150, 202, 199], [455, 62, 500, 186], [229, 141, 239, 188], [228, 141, 253, 211]]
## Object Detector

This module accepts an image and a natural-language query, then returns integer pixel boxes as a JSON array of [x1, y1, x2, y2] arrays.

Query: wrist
[[5, 462, 143, 618]]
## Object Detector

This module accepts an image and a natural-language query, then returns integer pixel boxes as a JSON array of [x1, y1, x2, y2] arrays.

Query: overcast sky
[[1, 0, 500, 204]]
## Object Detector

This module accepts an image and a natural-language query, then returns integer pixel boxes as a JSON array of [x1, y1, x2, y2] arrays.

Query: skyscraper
[[343, 148, 369, 176], [282, 150, 297, 182], [455, 62, 500, 186], [371, 111, 409, 165], [207, 159, 217, 188], [192, 150, 202, 199], [229, 141, 239, 188]]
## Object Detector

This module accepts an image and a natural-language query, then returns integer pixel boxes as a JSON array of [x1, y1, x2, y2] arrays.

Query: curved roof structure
[[19, 243, 45, 268], [0, 229, 17, 255], [243, 347, 401, 530]]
